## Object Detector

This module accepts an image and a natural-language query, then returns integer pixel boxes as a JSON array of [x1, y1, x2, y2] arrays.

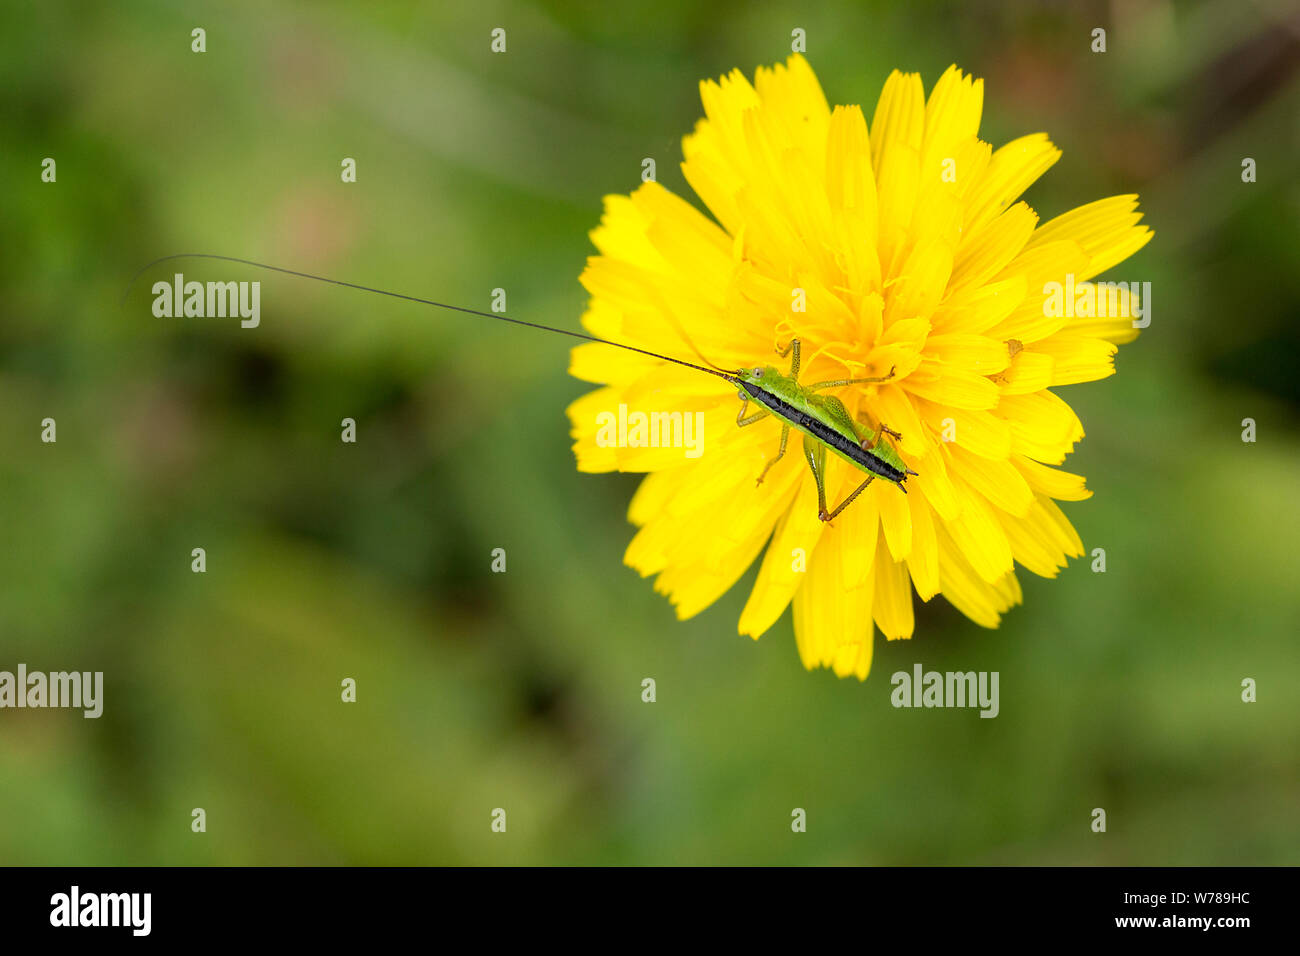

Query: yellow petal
[[873, 534, 916, 640], [965, 133, 1061, 233], [738, 473, 828, 638], [872, 383, 929, 457], [997, 391, 1085, 464], [754, 53, 832, 167], [993, 348, 1055, 395], [949, 201, 1038, 293], [905, 490, 941, 601], [924, 332, 1012, 376], [911, 399, 1012, 460], [994, 497, 1079, 578], [946, 478, 1016, 583], [567, 387, 622, 472], [885, 237, 953, 325], [932, 275, 1027, 335], [990, 239, 1090, 343], [837, 474, 881, 588], [825, 104, 877, 226], [935, 523, 1021, 627], [870, 70, 925, 174], [1028, 194, 1154, 280], [878, 479, 913, 561], [1029, 333, 1118, 386], [793, 530, 876, 677], [904, 358, 1000, 410], [1013, 456, 1091, 501], [920, 65, 985, 176], [948, 445, 1034, 517]]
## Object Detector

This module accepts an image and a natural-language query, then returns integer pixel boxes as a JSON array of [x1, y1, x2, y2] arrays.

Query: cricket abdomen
[[740, 380, 906, 483]]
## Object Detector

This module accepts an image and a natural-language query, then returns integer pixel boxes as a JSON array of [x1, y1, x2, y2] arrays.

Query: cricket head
[[737, 365, 782, 387]]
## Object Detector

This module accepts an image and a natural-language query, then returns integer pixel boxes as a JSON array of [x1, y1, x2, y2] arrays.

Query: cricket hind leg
[[860, 422, 902, 449], [853, 417, 916, 475], [803, 433, 876, 525], [850, 413, 903, 450], [803, 434, 830, 519], [823, 475, 876, 523]]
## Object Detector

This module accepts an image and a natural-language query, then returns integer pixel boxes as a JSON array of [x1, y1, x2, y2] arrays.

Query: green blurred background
[[2, 0, 1297, 865]]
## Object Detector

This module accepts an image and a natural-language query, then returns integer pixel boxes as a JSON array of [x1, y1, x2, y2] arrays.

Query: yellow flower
[[566, 55, 1152, 679]]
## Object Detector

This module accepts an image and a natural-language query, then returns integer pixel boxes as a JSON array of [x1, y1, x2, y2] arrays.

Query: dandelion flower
[[567, 55, 1153, 679]]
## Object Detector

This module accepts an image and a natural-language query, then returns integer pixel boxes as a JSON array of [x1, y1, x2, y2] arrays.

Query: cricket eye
[[752, 367, 763, 377]]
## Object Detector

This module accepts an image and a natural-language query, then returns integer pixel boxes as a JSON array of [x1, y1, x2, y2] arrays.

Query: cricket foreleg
[[755, 422, 790, 486], [776, 338, 801, 379], [736, 394, 767, 428]]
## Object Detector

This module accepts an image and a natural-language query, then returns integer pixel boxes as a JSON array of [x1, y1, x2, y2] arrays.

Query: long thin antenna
[[122, 254, 739, 383]]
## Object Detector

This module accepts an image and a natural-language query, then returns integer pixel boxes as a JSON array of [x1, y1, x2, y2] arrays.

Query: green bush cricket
[[732, 339, 916, 523], [124, 254, 916, 523]]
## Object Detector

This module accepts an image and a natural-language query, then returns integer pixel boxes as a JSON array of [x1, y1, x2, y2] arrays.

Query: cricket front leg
[[777, 338, 801, 379], [736, 394, 767, 428]]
